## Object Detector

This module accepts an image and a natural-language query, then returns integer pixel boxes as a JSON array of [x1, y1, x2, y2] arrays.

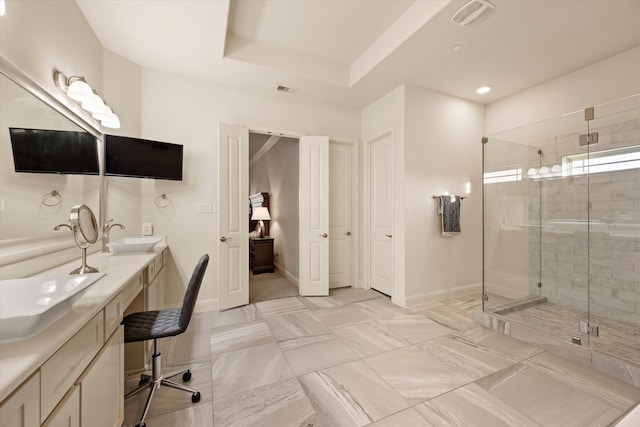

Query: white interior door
[[218, 123, 249, 310], [299, 136, 329, 296], [329, 142, 353, 289], [370, 133, 393, 296]]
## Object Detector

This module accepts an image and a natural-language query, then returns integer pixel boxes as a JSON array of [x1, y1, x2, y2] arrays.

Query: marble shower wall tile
[[213, 378, 317, 427], [415, 383, 541, 427], [299, 360, 410, 427], [477, 363, 623, 427], [364, 346, 470, 404], [211, 342, 294, 400], [264, 310, 330, 342], [210, 320, 274, 355]]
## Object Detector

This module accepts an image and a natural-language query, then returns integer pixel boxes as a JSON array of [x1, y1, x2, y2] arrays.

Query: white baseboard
[[404, 282, 482, 309], [275, 262, 299, 287], [195, 298, 219, 312]]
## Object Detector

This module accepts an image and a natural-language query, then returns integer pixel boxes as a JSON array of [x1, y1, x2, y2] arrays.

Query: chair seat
[[123, 308, 184, 343]]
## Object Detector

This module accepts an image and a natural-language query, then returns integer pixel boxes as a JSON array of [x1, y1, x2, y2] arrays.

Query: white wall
[[404, 86, 484, 303], [361, 85, 484, 306], [249, 137, 300, 279], [486, 47, 640, 135], [140, 68, 360, 307], [361, 86, 406, 302]]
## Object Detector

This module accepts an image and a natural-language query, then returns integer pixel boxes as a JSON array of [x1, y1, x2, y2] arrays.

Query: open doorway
[[248, 132, 299, 302]]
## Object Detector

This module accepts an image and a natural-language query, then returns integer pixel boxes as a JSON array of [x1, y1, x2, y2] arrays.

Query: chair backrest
[[179, 254, 209, 330]]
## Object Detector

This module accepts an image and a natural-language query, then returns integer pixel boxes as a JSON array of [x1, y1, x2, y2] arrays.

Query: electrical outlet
[[142, 222, 153, 236], [197, 203, 213, 214]]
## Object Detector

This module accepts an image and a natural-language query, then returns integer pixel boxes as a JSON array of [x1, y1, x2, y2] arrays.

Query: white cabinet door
[[78, 327, 123, 427], [0, 373, 39, 427], [299, 136, 329, 296], [42, 386, 79, 427], [218, 123, 249, 310]]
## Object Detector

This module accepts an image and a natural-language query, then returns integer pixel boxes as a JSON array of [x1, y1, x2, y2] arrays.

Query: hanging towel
[[438, 195, 461, 236]]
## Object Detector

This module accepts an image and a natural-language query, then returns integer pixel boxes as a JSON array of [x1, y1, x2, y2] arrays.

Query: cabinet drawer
[[40, 312, 104, 423], [0, 372, 40, 427], [122, 273, 143, 309], [104, 292, 124, 338]]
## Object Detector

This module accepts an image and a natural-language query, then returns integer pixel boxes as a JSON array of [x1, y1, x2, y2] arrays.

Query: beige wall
[[140, 68, 360, 308]]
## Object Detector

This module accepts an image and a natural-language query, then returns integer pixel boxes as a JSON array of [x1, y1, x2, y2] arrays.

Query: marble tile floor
[[500, 302, 640, 367], [123, 289, 640, 426], [249, 271, 299, 303]]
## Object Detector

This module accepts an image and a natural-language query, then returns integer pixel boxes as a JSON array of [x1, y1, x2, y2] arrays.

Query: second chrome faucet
[[103, 219, 125, 252]]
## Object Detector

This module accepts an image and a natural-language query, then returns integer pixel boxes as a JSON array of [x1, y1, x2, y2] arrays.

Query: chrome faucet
[[103, 219, 125, 252], [54, 223, 72, 231]]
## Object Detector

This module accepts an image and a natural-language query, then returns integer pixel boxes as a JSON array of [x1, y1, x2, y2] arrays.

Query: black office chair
[[123, 254, 209, 427]]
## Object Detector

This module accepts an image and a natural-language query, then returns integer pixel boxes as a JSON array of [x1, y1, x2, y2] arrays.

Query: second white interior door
[[329, 142, 353, 289]]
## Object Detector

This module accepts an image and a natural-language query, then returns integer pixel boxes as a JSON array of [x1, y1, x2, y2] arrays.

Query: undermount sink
[[0, 273, 106, 343], [107, 236, 163, 254]]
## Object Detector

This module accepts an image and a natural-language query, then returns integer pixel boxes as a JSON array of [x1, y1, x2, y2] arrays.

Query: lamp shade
[[251, 207, 271, 221], [67, 79, 94, 103]]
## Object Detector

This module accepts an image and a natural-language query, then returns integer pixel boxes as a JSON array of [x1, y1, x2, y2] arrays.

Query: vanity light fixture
[[54, 71, 121, 128]]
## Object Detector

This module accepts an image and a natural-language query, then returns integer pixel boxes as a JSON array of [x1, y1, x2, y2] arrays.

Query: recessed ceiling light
[[476, 86, 491, 94], [452, 44, 464, 52]]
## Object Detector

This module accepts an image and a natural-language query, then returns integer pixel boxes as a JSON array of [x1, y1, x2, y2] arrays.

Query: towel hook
[[42, 190, 63, 207], [154, 193, 171, 208]]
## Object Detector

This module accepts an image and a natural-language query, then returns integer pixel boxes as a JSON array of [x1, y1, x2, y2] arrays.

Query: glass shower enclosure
[[482, 96, 639, 385]]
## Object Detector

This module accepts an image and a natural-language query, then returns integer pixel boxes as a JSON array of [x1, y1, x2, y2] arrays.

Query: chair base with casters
[[124, 337, 200, 427], [122, 254, 209, 427]]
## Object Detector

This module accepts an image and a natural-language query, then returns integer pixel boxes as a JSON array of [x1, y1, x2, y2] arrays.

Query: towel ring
[[42, 190, 63, 207], [154, 194, 171, 208]]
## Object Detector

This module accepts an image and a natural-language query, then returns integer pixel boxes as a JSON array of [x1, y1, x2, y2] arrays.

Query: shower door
[[482, 137, 541, 311]]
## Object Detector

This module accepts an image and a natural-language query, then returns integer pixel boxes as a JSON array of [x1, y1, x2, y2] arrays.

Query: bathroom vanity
[[0, 246, 168, 427]]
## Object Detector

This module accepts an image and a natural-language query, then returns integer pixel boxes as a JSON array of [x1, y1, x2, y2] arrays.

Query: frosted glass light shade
[[81, 94, 106, 114], [67, 79, 93, 103], [251, 207, 271, 221], [100, 113, 121, 129]]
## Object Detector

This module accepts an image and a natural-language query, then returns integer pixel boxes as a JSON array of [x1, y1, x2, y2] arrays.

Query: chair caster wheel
[[182, 370, 192, 382], [135, 423, 146, 427], [192, 391, 201, 403]]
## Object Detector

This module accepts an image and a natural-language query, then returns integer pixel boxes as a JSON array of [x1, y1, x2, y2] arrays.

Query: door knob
[[220, 236, 231, 242], [385, 234, 392, 238], [345, 231, 351, 236], [321, 233, 328, 238]]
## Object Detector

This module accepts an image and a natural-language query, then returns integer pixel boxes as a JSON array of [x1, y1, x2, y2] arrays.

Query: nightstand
[[249, 237, 274, 274]]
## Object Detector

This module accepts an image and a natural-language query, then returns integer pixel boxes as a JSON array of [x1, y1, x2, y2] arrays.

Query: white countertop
[[0, 246, 166, 402]]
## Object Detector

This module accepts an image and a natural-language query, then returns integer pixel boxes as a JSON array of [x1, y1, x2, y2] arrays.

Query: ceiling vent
[[451, 0, 495, 27]]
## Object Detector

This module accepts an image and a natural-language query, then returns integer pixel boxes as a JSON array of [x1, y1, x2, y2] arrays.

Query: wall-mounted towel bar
[[432, 195, 466, 199]]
